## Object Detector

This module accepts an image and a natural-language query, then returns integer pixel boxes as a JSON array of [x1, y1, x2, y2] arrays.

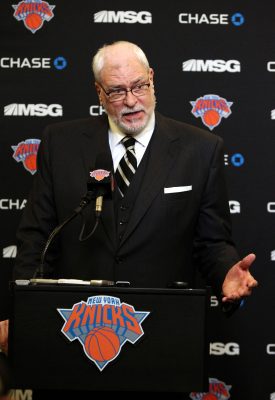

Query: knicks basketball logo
[[190, 377, 231, 400], [190, 94, 233, 131], [11, 138, 41, 175], [12, 0, 55, 33], [57, 296, 150, 371], [90, 169, 110, 181]]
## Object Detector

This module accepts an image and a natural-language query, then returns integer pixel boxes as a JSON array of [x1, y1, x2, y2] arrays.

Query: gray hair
[[92, 41, 150, 82]]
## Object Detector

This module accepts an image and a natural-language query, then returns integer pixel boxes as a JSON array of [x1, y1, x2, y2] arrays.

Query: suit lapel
[[80, 117, 117, 249], [119, 116, 180, 247]]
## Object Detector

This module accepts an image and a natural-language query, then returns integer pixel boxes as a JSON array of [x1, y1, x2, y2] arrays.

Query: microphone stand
[[32, 191, 94, 279]]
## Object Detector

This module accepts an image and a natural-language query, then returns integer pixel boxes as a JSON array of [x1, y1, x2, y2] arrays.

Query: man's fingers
[[239, 253, 256, 270], [222, 281, 257, 302], [247, 279, 258, 288]]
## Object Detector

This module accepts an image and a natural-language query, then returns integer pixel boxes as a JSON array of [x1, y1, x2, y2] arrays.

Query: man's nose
[[123, 90, 138, 107]]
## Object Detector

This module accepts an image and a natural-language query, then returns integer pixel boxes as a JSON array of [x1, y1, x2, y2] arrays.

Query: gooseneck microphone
[[32, 190, 94, 279], [87, 152, 114, 218], [32, 153, 113, 279], [79, 152, 114, 241]]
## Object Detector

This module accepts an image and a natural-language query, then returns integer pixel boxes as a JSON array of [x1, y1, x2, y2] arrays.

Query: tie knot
[[122, 136, 136, 150]]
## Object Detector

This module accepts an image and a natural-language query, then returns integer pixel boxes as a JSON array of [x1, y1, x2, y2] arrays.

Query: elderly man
[[0, 41, 257, 353]]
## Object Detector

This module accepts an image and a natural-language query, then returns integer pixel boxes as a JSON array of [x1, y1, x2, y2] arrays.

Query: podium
[[9, 284, 209, 393]]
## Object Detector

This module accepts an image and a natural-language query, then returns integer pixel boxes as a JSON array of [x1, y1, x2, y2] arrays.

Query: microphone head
[[87, 153, 114, 197], [90, 169, 111, 182]]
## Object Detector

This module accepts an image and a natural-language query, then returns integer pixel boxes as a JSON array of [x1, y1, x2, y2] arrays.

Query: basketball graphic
[[202, 109, 220, 128], [24, 154, 37, 173], [84, 326, 120, 362], [12, 138, 40, 175], [25, 13, 43, 31], [58, 295, 150, 371], [190, 94, 233, 131], [190, 378, 231, 400], [12, 1, 55, 33], [202, 394, 218, 400]]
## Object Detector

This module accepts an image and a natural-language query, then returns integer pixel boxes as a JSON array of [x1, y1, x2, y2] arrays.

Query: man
[[0, 41, 257, 351]]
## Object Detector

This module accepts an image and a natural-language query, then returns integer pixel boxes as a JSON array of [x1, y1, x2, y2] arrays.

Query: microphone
[[32, 153, 113, 279], [87, 152, 114, 217], [32, 189, 94, 279]]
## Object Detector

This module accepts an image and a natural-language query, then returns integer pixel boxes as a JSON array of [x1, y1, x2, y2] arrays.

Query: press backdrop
[[1, 1, 275, 399]]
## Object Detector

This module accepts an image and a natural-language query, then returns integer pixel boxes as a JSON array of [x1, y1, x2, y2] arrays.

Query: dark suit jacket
[[14, 112, 239, 295]]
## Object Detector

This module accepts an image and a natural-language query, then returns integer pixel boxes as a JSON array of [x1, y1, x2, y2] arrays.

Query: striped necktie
[[115, 136, 137, 197]]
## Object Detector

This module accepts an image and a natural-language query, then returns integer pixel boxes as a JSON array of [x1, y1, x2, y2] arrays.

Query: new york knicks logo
[[190, 377, 231, 399], [90, 169, 110, 181], [57, 296, 150, 371], [12, 0, 55, 33], [190, 94, 233, 131], [11, 138, 41, 174]]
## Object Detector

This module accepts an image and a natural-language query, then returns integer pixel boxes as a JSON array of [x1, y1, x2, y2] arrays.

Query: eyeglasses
[[99, 82, 151, 102]]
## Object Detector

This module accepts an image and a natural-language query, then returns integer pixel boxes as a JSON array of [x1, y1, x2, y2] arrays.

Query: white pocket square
[[164, 185, 192, 194]]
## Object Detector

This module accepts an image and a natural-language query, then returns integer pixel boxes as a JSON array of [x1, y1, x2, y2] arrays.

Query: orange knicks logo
[[190, 377, 231, 400], [90, 169, 110, 182], [57, 296, 150, 371], [12, 0, 55, 34], [190, 94, 233, 131], [11, 138, 41, 175]]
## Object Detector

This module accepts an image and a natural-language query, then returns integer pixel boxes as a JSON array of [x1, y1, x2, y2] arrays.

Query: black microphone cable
[[32, 191, 94, 279], [78, 184, 111, 242], [78, 210, 100, 242]]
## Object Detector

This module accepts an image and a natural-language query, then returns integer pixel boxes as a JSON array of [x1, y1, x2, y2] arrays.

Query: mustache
[[120, 107, 145, 117]]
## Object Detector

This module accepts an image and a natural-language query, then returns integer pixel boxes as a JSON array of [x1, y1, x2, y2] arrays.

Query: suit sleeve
[[13, 126, 59, 279], [193, 136, 240, 296]]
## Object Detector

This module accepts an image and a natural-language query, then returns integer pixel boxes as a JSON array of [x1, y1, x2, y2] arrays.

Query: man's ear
[[95, 82, 101, 96], [94, 82, 103, 104], [149, 68, 154, 88]]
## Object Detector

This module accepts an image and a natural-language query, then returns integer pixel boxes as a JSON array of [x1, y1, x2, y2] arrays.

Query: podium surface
[[9, 284, 208, 393]]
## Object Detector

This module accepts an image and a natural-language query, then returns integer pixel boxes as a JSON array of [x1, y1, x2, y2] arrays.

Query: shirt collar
[[108, 112, 155, 149]]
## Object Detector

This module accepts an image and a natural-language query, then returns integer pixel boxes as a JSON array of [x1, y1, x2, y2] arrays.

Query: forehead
[[100, 51, 148, 87]]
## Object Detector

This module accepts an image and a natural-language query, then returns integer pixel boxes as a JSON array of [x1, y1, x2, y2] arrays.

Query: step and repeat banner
[[1, 1, 275, 399]]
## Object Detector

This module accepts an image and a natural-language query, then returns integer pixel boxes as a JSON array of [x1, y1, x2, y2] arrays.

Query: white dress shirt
[[108, 113, 155, 171]]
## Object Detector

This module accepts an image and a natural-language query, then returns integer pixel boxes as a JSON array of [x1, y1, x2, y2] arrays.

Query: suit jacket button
[[115, 256, 123, 263]]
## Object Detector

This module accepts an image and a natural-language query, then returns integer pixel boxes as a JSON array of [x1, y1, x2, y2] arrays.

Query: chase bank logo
[[53, 56, 67, 70], [0, 56, 67, 69], [224, 153, 245, 167], [231, 13, 245, 26], [267, 202, 275, 213], [89, 105, 105, 116], [178, 12, 244, 26], [267, 344, 275, 354], [0, 199, 27, 210], [229, 201, 241, 214], [94, 10, 152, 24]]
